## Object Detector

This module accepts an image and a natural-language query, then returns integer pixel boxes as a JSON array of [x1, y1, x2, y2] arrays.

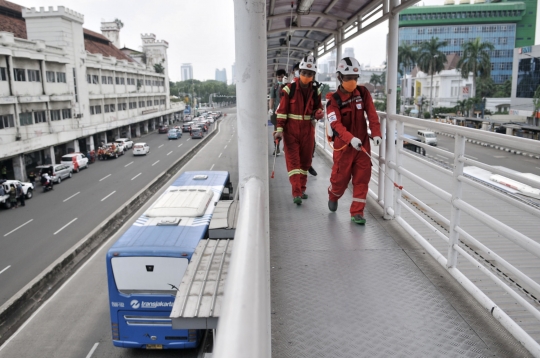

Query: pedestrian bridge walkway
[[267, 131, 533, 357]]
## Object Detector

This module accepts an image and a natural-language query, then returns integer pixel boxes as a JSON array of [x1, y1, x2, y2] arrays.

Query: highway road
[[0, 109, 238, 357], [403, 126, 540, 176], [0, 116, 221, 308]]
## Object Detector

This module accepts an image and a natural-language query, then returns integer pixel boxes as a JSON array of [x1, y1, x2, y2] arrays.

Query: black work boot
[[308, 166, 317, 176], [328, 200, 338, 212]]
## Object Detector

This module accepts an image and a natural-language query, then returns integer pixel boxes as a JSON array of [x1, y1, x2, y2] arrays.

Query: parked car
[[1, 180, 34, 200], [60, 153, 89, 172], [104, 143, 123, 158], [36, 164, 72, 184], [168, 129, 182, 140], [417, 130, 438, 146], [182, 122, 194, 132], [133, 142, 150, 156], [158, 125, 169, 134], [191, 127, 204, 139], [115, 138, 133, 151]]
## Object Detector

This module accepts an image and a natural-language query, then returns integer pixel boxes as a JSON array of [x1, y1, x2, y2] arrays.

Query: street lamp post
[[429, 54, 439, 118]]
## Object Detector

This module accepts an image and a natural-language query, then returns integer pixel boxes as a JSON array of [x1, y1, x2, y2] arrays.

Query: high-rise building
[[343, 47, 355, 59], [231, 63, 236, 84], [181, 63, 193, 81], [398, 0, 537, 84], [215, 68, 227, 83]]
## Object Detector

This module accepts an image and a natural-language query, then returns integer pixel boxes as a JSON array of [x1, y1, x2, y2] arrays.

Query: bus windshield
[[111, 256, 188, 295]]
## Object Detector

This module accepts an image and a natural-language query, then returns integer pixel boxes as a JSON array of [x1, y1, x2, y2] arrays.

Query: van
[[36, 164, 72, 184], [60, 153, 89, 172], [417, 130, 437, 146]]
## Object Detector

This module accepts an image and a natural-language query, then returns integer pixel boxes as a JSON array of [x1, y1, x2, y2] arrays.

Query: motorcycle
[[42, 180, 53, 192]]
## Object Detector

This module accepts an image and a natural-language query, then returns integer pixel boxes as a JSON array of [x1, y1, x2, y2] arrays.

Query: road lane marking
[[465, 154, 478, 160], [101, 191, 116, 202], [210, 164, 215, 170], [178, 143, 183, 147], [99, 174, 111, 181], [152, 160, 160, 166], [131, 173, 142, 181], [219, 152, 222, 158], [0, 266, 11, 275], [167, 151, 173, 156], [536, 167, 540, 170], [4, 219, 33, 237], [63, 192, 80, 202], [85, 343, 99, 358], [224, 145, 227, 149], [158, 144, 164, 148], [124, 161, 133, 167], [187, 138, 191, 141], [54, 218, 78, 235]]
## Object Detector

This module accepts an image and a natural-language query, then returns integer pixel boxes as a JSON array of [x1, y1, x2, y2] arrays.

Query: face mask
[[299, 74, 312, 85], [277, 81, 283, 85], [342, 79, 357, 93], [294, 70, 300, 78]]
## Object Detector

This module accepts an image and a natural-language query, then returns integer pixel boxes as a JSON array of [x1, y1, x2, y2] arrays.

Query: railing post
[[383, 0, 399, 219], [394, 120, 404, 218], [377, 115, 386, 206], [447, 134, 465, 268]]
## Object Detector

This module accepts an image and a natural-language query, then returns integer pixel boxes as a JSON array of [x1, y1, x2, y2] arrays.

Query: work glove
[[350, 137, 362, 151], [373, 136, 382, 146], [311, 119, 317, 127], [314, 109, 324, 120], [268, 109, 273, 115], [274, 131, 283, 140]]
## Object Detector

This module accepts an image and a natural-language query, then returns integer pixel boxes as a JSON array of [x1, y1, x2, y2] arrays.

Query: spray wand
[[359, 142, 403, 190]]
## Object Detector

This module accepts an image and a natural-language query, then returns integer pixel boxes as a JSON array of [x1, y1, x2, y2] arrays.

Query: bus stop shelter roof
[[266, 0, 419, 86]]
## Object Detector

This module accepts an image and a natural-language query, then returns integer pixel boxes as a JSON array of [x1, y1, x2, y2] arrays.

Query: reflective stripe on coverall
[[276, 78, 322, 198], [327, 86, 381, 216]]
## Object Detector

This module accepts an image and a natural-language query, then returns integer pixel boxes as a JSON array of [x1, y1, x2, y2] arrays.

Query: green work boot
[[351, 214, 366, 225], [301, 192, 308, 199], [293, 196, 302, 205], [328, 200, 338, 212]]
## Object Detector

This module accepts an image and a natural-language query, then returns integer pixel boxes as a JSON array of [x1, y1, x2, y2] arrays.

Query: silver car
[[36, 164, 72, 184]]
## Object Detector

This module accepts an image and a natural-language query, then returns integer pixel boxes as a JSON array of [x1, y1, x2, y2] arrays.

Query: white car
[[1, 180, 34, 200], [133, 142, 150, 156], [115, 138, 133, 151], [60, 153, 89, 173], [106, 142, 125, 154]]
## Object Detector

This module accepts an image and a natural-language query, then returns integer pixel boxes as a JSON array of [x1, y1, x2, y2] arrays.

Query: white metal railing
[[317, 113, 540, 356], [214, 177, 271, 358]]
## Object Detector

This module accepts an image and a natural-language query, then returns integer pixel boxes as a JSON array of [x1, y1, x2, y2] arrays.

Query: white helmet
[[336, 57, 361, 76], [299, 55, 317, 72]]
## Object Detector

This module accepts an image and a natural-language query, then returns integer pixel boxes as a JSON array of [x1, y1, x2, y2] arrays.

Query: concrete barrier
[[0, 119, 224, 345]]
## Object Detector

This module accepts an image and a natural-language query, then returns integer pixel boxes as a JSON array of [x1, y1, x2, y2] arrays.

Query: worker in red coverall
[[326, 57, 382, 224], [274, 55, 324, 205]]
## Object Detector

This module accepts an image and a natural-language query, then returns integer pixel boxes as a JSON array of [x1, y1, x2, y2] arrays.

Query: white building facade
[[0, 5, 183, 181]]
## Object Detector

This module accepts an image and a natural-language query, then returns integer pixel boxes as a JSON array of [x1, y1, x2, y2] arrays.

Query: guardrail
[[316, 113, 540, 356], [214, 177, 271, 358]]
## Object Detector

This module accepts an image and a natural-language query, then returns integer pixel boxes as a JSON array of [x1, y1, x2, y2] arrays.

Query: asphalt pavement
[[0, 116, 223, 307], [404, 126, 540, 176], [0, 108, 238, 357]]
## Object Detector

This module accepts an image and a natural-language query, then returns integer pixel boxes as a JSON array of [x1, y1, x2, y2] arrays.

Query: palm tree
[[398, 43, 417, 76], [456, 38, 495, 98], [456, 99, 467, 116], [416, 37, 448, 116], [370, 73, 382, 86]]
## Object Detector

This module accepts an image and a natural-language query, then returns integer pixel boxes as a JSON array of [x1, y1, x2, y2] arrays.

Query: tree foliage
[[398, 43, 417, 76], [493, 79, 512, 98], [154, 63, 165, 74], [416, 37, 448, 75], [456, 38, 495, 98], [170, 80, 236, 104]]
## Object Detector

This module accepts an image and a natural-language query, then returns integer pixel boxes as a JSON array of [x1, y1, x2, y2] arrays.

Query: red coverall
[[276, 78, 322, 198], [327, 86, 381, 216]]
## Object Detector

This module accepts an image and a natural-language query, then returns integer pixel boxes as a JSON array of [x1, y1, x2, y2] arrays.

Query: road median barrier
[[0, 119, 223, 346]]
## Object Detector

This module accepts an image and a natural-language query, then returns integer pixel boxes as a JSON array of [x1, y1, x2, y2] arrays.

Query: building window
[[154, 100, 159, 105], [46, 71, 56, 82], [19, 112, 33, 126], [102, 75, 107, 84], [57, 72, 66, 83], [119, 103, 127, 111], [62, 109, 71, 119], [499, 37, 507, 45], [87, 74, 91, 83], [116, 77, 125, 85], [137, 79, 143, 87], [34, 111, 46, 123], [107, 76, 113, 84], [90, 106, 95, 115], [129, 102, 137, 109], [147, 100, 152, 106], [0, 114, 15, 129], [104, 104, 110, 113], [28, 70, 40, 82], [51, 110, 61, 121], [14, 68, 26, 81], [160, 99, 165, 105], [92, 75, 99, 84], [0, 67, 6, 81]]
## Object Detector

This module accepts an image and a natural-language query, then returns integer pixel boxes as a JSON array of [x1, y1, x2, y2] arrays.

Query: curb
[[0, 120, 222, 346]]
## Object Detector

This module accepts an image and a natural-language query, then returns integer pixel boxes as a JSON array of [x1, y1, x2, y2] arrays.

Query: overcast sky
[[16, 0, 443, 82]]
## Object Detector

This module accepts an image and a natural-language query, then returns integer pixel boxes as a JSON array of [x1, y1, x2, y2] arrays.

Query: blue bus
[[106, 171, 232, 349]]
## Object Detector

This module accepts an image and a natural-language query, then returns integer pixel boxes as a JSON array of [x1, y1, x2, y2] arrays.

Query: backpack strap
[[288, 82, 296, 99], [311, 81, 321, 112]]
